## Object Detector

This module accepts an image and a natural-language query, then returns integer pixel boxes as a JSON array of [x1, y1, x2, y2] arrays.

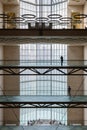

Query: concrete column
[[83, 1, 87, 28], [84, 45, 87, 125], [0, 1, 3, 28], [3, 46, 20, 125], [67, 46, 84, 125], [0, 45, 4, 125]]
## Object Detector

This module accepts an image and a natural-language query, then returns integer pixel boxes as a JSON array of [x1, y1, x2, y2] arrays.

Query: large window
[[20, 0, 68, 125], [20, 44, 67, 125], [20, 0, 68, 29]]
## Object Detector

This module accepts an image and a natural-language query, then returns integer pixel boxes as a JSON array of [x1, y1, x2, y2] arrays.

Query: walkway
[[0, 60, 87, 75], [0, 95, 87, 108]]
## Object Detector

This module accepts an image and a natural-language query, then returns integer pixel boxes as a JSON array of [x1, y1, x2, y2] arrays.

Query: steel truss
[[1, 101, 87, 108], [0, 65, 87, 75], [0, 96, 87, 108]]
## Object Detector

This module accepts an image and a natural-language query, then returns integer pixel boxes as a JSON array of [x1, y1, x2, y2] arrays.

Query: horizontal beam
[[0, 29, 87, 37], [0, 95, 87, 108], [0, 65, 86, 75], [0, 29, 87, 44]]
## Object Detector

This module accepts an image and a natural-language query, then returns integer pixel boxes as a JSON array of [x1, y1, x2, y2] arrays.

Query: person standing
[[60, 56, 63, 66], [68, 86, 71, 96]]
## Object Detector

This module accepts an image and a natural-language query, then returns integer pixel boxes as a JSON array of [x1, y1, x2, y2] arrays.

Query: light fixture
[[22, 14, 36, 19], [74, 14, 87, 19], [59, 17, 72, 21], [48, 14, 62, 19], [36, 17, 48, 22]]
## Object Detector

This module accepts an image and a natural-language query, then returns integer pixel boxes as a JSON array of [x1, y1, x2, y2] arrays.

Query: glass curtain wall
[[20, 0, 67, 29], [20, 0, 68, 125], [20, 44, 67, 125]]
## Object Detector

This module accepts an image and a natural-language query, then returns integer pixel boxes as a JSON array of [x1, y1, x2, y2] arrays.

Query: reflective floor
[[0, 125, 87, 130]]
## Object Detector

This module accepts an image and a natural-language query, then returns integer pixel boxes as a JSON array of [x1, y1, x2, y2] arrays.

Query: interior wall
[[83, 1, 87, 28], [0, 2, 4, 123], [4, 4, 20, 17], [67, 5, 84, 29], [67, 45, 84, 125], [0, 46, 3, 125], [84, 1, 87, 14], [0, 1, 3, 28], [3, 46, 20, 125], [84, 45, 87, 125], [68, 5, 83, 15], [3, 4, 20, 29]]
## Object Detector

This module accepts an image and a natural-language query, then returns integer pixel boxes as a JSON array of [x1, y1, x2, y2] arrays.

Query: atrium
[[0, 0, 87, 130]]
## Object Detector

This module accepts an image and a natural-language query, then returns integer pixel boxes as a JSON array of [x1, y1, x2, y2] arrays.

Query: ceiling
[[1, 0, 85, 6], [68, 0, 86, 5], [1, 0, 19, 5], [1, 0, 86, 6], [19, 0, 67, 6]]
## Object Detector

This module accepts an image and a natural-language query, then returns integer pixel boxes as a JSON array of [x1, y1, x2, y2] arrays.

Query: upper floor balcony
[[0, 13, 87, 44]]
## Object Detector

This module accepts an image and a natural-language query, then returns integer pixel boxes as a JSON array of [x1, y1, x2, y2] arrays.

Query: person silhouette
[[68, 86, 71, 96], [60, 56, 63, 66]]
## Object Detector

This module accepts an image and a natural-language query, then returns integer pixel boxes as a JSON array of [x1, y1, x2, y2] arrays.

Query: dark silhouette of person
[[60, 56, 63, 66], [27, 120, 29, 125], [68, 86, 71, 96]]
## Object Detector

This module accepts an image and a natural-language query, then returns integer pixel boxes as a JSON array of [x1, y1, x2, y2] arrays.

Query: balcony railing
[[0, 60, 87, 66], [1, 89, 85, 96], [0, 119, 86, 126]]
